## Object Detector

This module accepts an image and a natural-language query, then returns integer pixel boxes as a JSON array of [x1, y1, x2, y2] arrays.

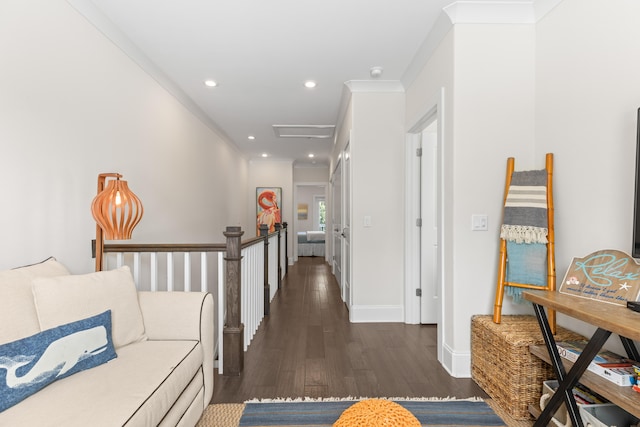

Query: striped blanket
[[500, 169, 548, 244], [501, 168, 549, 301]]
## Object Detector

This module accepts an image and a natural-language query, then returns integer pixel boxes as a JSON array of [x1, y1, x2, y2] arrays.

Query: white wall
[[0, 0, 249, 273], [248, 159, 293, 255], [405, 29, 457, 368], [405, 0, 640, 376], [406, 23, 537, 376], [535, 0, 640, 344], [333, 88, 406, 322], [293, 166, 329, 183], [450, 23, 537, 368]]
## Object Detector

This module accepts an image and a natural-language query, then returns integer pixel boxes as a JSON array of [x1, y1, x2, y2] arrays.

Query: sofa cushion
[[0, 257, 70, 344], [32, 266, 147, 349], [0, 340, 203, 427], [0, 310, 117, 412]]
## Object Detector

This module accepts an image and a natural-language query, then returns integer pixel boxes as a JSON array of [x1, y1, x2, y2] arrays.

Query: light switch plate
[[471, 214, 488, 231]]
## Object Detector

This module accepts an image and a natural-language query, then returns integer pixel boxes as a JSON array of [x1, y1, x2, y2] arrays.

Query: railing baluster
[[201, 252, 208, 293], [167, 252, 174, 291], [250, 248, 254, 346], [184, 252, 191, 292], [217, 251, 225, 375], [133, 252, 140, 286], [269, 235, 278, 301], [244, 248, 250, 348], [241, 249, 248, 349], [116, 252, 124, 268], [150, 252, 158, 292]]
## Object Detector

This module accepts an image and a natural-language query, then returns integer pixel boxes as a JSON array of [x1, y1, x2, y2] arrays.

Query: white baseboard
[[441, 342, 471, 378], [349, 305, 404, 323]]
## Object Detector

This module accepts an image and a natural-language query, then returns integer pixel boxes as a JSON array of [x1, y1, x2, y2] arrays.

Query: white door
[[342, 144, 351, 307], [420, 123, 439, 323], [332, 161, 342, 291]]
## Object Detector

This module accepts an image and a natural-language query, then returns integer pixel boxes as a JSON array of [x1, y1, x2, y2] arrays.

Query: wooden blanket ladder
[[493, 153, 556, 333]]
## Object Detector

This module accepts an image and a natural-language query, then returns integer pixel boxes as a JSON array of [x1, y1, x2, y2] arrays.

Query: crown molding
[[344, 80, 405, 93], [443, 0, 563, 24], [66, 0, 237, 149], [402, 0, 564, 88]]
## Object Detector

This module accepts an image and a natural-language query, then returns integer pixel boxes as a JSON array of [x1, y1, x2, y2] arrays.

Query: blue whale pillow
[[0, 310, 117, 412]]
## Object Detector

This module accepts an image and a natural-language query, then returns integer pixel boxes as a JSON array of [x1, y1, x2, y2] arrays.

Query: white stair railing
[[100, 223, 289, 376]]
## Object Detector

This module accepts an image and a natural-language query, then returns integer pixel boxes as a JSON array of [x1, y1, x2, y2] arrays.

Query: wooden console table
[[522, 290, 640, 427]]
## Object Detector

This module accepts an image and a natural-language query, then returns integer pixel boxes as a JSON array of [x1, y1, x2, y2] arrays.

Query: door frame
[[404, 87, 446, 360], [330, 160, 342, 287], [293, 182, 328, 263], [341, 142, 351, 309]]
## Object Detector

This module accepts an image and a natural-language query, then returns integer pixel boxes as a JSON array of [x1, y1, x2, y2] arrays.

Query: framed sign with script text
[[559, 249, 640, 305]]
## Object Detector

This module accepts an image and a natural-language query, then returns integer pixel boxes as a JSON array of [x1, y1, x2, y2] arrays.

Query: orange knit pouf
[[333, 399, 421, 427]]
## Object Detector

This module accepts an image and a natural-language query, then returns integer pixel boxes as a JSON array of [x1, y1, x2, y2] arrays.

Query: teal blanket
[[506, 241, 547, 303]]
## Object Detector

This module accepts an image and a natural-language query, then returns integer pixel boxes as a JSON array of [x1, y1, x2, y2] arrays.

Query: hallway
[[212, 257, 486, 403]]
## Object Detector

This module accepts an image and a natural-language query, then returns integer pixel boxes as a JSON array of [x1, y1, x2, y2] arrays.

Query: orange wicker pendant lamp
[[91, 173, 143, 271]]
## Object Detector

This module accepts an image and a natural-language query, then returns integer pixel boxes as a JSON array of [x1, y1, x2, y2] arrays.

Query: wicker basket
[[471, 315, 584, 420]]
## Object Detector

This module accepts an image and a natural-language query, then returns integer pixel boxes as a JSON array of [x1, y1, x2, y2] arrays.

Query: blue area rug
[[239, 398, 505, 426]]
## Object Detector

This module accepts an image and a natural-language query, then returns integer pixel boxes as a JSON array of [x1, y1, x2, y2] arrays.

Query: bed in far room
[[297, 231, 325, 257]]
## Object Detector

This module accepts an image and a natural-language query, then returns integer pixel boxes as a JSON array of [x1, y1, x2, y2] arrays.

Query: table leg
[[620, 336, 640, 361], [532, 303, 611, 427]]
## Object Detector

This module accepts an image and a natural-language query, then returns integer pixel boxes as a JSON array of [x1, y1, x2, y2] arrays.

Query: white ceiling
[[68, 0, 560, 167]]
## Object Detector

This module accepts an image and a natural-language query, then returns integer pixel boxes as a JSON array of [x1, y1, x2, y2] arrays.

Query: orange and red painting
[[256, 187, 281, 235]]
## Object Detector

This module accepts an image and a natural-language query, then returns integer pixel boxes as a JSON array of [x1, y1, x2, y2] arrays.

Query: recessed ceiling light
[[204, 80, 218, 87], [304, 81, 317, 89], [248, 135, 255, 140], [261, 153, 268, 158], [308, 153, 315, 158]]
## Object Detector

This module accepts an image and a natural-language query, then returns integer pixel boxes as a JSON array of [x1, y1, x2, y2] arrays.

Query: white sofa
[[0, 258, 214, 427]]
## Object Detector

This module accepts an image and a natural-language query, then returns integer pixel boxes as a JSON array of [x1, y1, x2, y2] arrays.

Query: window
[[318, 199, 326, 231], [314, 196, 326, 231]]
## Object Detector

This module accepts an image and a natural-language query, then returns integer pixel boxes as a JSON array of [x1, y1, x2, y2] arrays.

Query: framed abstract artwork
[[297, 203, 308, 220], [256, 187, 282, 235]]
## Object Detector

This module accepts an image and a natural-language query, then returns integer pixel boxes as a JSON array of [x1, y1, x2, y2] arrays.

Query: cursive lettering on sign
[[574, 254, 640, 287]]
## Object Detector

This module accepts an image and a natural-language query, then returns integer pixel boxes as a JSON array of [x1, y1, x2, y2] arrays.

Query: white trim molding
[[349, 305, 404, 323], [402, 0, 564, 88], [443, 0, 563, 24], [66, 0, 240, 154], [441, 342, 472, 378], [344, 80, 405, 93]]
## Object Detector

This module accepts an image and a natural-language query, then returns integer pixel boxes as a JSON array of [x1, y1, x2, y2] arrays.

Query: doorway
[[330, 142, 352, 307], [419, 122, 438, 324], [405, 88, 445, 361], [331, 161, 342, 292], [342, 143, 351, 308], [293, 182, 328, 263]]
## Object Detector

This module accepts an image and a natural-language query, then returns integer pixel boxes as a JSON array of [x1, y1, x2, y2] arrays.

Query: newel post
[[282, 222, 288, 274], [275, 223, 282, 289], [259, 224, 270, 316], [223, 226, 244, 376]]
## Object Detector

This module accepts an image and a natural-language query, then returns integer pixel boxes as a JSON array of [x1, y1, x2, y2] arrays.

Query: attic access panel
[[272, 125, 335, 139]]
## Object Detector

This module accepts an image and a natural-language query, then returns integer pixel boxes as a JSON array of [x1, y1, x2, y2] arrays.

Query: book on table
[[555, 341, 638, 386]]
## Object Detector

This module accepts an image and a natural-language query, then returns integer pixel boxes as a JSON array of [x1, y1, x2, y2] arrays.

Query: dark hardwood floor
[[212, 257, 487, 403]]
